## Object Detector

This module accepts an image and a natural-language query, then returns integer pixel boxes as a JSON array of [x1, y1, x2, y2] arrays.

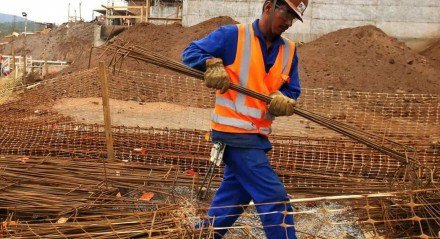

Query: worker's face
[[269, 3, 298, 35]]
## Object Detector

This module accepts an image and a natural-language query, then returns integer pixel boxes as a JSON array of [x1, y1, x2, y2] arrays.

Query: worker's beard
[[271, 24, 284, 37]]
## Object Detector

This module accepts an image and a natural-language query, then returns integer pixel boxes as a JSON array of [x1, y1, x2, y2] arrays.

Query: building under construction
[[92, 0, 182, 26]]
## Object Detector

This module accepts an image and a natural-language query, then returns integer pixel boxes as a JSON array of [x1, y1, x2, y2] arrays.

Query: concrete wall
[[124, 2, 182, 25], [182, 0, 440, 50], [149, 4, 182, 25], [183, 0, 261, 27], [150, 4, 181, 18]]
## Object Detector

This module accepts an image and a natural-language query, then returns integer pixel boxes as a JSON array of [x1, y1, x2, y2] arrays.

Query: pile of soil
[[118, 16, 238, 61], [1, 22, 96, 64], [79, 22, 440, 94], [298, 25, 440, 94], [420, 39, 440, 65], [80, 16, 238, 75]]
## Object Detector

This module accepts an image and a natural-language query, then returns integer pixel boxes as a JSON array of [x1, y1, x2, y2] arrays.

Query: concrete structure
[[150, 3, 182, 19], [182, 0, 440, 50]]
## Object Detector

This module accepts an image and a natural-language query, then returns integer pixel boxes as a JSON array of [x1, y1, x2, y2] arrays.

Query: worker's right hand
[[204, 58, 230, 94]]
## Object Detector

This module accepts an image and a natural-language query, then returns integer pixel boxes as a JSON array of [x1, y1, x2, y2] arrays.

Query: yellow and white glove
[[204, 58, 230, 94], [268, 91, 296, 117]]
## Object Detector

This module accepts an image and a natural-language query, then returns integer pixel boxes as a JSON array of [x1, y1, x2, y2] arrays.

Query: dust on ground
[[51, 97, 341, 138], [52, 97, 212, 130]]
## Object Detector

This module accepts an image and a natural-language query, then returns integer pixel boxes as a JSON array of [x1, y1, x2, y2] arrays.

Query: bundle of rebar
[[95, 42, 436, 185], [0, 155, 197, 217], [0, 159, 440, 239], [2, 204, 196, 239]]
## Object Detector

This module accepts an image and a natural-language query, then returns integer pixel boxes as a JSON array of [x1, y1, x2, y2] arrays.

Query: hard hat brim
[[285, 1, 304, 22]]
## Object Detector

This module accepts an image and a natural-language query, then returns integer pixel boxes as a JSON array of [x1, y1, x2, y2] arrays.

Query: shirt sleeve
[[182, 25, 237, 72], [279, 50, 301, 100]]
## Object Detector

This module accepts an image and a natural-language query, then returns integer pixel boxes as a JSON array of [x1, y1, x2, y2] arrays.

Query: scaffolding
[[94, 0, 182, 26]]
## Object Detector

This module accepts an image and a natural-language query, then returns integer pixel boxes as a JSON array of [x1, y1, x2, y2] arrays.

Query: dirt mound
[[420, 39, 440, 65], [106, 22, 439, 94], [0, 17, 238, 77], [298, 25, 440, 94], [93, 17, 238, 74], [1, 22, 95, 64], [117, 16, 238, 60]]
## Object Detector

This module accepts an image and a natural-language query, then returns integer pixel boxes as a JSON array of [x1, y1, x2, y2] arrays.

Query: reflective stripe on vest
[[216, 95, 262, 119], [212, 113, 256, 130], [281, 37, 291, 75], [211, 113, 272, 135], [235, 25, 263, 119]]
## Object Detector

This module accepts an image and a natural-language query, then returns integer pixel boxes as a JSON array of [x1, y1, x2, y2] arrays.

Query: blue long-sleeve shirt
[[182, 19, 302, 150]]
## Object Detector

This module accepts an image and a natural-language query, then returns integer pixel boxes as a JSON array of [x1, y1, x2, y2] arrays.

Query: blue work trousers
[[207, 146, 296, 239]]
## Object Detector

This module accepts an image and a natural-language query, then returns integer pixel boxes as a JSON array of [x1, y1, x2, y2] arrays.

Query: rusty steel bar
[[96, 43, 424, 168]]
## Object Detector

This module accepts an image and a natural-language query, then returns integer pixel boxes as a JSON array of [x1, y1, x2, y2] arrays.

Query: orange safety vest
[[211, 23, 296, 135]]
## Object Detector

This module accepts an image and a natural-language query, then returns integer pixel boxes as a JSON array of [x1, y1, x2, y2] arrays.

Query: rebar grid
[[1, 156, 438, 239], [0, 68, 438, 186], [1, 124, 432, 195], [0, 64, 439, 237]]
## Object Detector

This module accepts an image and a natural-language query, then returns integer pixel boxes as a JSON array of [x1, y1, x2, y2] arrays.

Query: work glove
[[268, 91, 296, 117], [204, 58, 230, 94]]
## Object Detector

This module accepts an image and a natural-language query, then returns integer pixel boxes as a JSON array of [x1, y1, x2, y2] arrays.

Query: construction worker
[[182, 0, 308, 238]]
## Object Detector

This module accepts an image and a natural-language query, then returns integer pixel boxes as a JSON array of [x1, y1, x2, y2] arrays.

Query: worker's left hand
[[204, 58, 230, 94], [268, 91, 296, 117]]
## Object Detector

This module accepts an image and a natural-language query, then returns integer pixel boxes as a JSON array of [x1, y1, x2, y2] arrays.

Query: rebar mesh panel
[[0, 68, 438, 194]]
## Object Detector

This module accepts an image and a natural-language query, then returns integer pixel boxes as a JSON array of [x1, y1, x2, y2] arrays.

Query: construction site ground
[[0, 17, 439, 238]]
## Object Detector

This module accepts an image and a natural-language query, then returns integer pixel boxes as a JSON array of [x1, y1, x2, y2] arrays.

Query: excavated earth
[[420, 38, 440, 66], [299, 27, 439, 93], [1, 22, 96, 65], [1, 17, 439, 94]]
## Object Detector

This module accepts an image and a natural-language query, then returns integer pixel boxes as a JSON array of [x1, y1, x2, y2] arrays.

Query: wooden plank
[[106, 15, 143, 19], [43, 51, 48, 77], [22, 54, 27, 83], [98, 62, 115, 160], [147, 17, 182, 21], [11, 42, 16, 72], [101, 5, 144, 10], [146, 0, 150, 23]]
